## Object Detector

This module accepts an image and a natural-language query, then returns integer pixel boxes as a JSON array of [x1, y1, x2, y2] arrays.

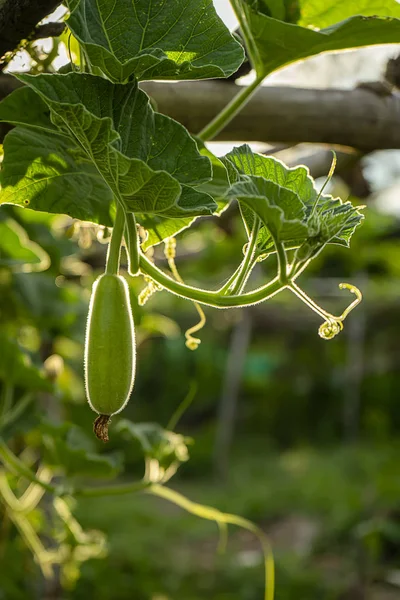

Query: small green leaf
[[0, 218, 50, 272], [295, 196, 364, 263], [226, 145, 316, 204], [67, 0, 244, 82], [315, 195, 365, 247], [224, 145, 314, 250], [228, 175, 308, 244], [241, 0, 400, 77]]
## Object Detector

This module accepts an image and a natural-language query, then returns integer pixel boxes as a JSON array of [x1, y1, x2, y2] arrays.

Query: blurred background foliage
[[1, 6, 400, 600]]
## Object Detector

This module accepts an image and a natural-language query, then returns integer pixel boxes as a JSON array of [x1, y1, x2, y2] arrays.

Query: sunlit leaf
[[0, 73, 216, 228], [67, 0, 244, 82], [224, 144, 363, 253], [241, 0, 400, 77], [0, 127, 115, 224], [297, 0, 400, 28]]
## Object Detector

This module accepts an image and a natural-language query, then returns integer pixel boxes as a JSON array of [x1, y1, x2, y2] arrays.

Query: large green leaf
[[1, 127, 115, 224], [1, 73, 216, 227], [241, 0, 400, 76], [67, 0, 244, 82], [0, 86, 54, 133], [140, 145, 229, 249], [16, 73, 179, 216]]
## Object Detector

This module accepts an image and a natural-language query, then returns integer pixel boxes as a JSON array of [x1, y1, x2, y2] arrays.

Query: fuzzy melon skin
[[85, 274, 135, 416]]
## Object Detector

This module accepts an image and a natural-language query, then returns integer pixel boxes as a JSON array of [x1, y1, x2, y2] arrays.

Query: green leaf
[[15, 74, 178, 215], [42, 422, 123, 479], [1, 73, 215, 225], [197, 142, 231, 201], [0, 127, 115, 225], [297, 0, 400, 28], [315, 195, 365, 247], [138, 143, 231, 252], [116, 420, 190, 479], [224, 145, 314, 250], [140, 214, 196, 250], [241, 0, 400, 77], [228, 175, 309, 245], [67, 0, 244, 82], [149, 114, 211, 187], [0, 218, 50, 272], [0, 86, 54, 133], [226, 145, 316, 205], [294, 197, 364, 263], [224, 144, 363, 254]]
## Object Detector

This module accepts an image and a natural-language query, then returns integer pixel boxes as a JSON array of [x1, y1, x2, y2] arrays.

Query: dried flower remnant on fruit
[[94, 414, 111, 443]]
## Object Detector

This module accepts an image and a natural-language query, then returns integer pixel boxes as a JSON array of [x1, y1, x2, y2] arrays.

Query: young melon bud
[[84, 274, 135, 442]]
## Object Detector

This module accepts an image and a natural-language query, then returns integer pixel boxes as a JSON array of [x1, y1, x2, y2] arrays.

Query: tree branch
[[32, 22, 66, 40], [141, 81, 400, 151], [0, 74, 399, 151], [0, 0, 62, 63]]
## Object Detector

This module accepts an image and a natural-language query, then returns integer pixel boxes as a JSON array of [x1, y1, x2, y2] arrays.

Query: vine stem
[[125, 212, 140, 275], [105, 204, 125, 275], [74, 480, 150, 498], [228, 218, 260, 295], [219, 263, 244, 294], [139, 251, 285, 308], [230, 0, 263, 74], [198, 75, 264, 141], [274, 239, 289, 284], [146, 483, 274, 600], [288, 257, 311, 280], [288, 282, 332, 321]]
